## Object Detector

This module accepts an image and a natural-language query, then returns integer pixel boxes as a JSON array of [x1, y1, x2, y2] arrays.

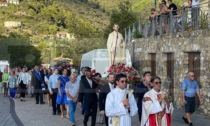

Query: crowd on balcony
[[148, 0, 200, 34]]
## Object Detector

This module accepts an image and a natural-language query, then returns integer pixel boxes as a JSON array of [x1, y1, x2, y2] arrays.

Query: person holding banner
[[31, 66, 45, 104]]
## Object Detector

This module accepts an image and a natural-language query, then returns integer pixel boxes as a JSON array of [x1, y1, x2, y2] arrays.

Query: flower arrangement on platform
[[107, 62, 140, 84]]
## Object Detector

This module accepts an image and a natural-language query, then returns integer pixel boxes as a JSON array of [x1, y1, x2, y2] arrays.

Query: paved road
[[0, 96, 17, 126], [1, 95, 210, 126]]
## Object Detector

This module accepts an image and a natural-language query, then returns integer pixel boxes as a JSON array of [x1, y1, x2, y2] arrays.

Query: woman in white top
[[17, 67, 29, 101], [27, 70, 33, 97], [45, 68, 52, 107]]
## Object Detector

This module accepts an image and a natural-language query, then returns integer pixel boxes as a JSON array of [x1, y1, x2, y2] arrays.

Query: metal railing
[[125, 2, 209, 43]]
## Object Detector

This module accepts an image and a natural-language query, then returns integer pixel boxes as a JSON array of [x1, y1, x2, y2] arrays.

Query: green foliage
[[0, 0, 109, 38], [104, 0, 138, 38], [0, 33, 41, 68], [133, 30, 142, 39]]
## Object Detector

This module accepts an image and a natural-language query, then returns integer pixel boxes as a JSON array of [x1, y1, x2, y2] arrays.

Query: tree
[[0, 33, 41, 68], [104, 0, 138, 38]]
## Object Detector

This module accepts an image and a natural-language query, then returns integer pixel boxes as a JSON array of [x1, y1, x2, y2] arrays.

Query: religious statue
[[107, 23, 125, 66]]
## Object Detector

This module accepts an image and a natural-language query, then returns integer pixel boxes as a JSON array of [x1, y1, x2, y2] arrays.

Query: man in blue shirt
[[181, 71, 202, 126], [48, 68, 61, 115], [77, 67, 86, 115]]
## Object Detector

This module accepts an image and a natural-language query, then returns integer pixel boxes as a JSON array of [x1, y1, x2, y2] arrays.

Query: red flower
[[123, 68, 127, 72], [133, 75, 138, 80], [91, 69, 96, 74], [121, 63, 125, 67], [113, 69, 117, 72], [111, 64, 115, 67], [117, 69, 121, 73], [127, 75, 132, 79], [131, 68, 134, 71], [107, 69, 112, 72]]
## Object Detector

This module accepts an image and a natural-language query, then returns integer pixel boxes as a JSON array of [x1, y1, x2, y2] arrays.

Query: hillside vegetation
[[0, 0, 110, 38], [89, 0, 186, 18]]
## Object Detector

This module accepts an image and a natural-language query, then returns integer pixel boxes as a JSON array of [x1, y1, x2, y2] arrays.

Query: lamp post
[[154, 0, 157, 9]]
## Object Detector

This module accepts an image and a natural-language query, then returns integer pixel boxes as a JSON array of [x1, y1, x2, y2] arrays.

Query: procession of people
[[0, 22, 202, 126]]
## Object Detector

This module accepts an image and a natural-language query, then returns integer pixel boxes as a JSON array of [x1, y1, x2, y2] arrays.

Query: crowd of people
[[149, 0, 200, 33], [0, 62, 201, 126]]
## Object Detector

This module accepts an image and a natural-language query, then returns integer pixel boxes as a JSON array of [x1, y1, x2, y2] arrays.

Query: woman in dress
[[57, 68, 69, 118], [8, 71, 18, 99], [45, 68, 52, 107]]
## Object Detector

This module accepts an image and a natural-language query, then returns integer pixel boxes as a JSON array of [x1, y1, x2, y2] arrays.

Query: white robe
[[105, 87, 138, 126], [107, 31, 125, 65], [141, 89, 174, 126]]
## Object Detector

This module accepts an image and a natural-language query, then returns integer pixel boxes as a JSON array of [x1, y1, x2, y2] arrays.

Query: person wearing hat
[[78, 67, 99, 126]]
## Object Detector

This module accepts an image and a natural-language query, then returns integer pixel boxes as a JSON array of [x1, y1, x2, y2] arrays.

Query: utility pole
[[154, 0, 157, 9]]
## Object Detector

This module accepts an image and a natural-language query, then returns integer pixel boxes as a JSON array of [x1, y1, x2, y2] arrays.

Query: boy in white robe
[[105, 73, 138, 126]]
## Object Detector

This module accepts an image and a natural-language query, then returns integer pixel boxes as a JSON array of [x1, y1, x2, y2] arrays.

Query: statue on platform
[[107, 23, 125, 66]]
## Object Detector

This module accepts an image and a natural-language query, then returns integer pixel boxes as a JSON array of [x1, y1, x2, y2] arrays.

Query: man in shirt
[[78, 67, 98, 126], [48, 68, 61, 115], [99, 73, 115, 126], [105, 73, 138, 126], [77, 67, 86, 82], [77, 67, 86, 115], [137, 71, 151, 122], [65, 74, 80, 126], [181, 71, 202, 126], [168, 0, 177, 15]]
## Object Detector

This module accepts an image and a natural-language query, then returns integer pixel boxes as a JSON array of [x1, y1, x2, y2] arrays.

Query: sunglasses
[[120, 80, 128, 83], [154, 81, 161, 85]]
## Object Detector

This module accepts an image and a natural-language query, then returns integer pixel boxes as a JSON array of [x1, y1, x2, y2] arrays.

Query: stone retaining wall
[[126, 29, 210, 115]]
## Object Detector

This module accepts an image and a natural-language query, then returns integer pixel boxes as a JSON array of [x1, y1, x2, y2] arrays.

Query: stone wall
[[126, 29, 210, 115]]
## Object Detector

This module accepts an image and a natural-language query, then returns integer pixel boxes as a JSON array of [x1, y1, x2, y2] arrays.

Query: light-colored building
[[7, 0, 19, 5], [0, 2, 8, 6], [56, 32, 75, 40], [4, 21, 22, 28]]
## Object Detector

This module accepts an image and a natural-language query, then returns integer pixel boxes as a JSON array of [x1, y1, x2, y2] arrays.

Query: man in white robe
[[107, 23, 125, 66], [141, 76, 174, 126], [105, 73, 138, 126]]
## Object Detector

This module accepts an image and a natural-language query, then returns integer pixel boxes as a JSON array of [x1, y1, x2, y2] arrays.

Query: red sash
[[148, 113, 171, 126], [166, 113, 171, 126], [149, 114, 156, 126]]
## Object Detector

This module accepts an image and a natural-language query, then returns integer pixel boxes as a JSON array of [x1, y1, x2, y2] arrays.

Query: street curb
[[9, 98, 24, 126]]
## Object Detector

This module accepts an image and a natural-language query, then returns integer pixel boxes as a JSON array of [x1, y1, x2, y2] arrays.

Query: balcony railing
[[125, 2, 209, 43]]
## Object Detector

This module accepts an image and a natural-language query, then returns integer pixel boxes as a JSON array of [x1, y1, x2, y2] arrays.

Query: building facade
[[126, 29, 210, 115]]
